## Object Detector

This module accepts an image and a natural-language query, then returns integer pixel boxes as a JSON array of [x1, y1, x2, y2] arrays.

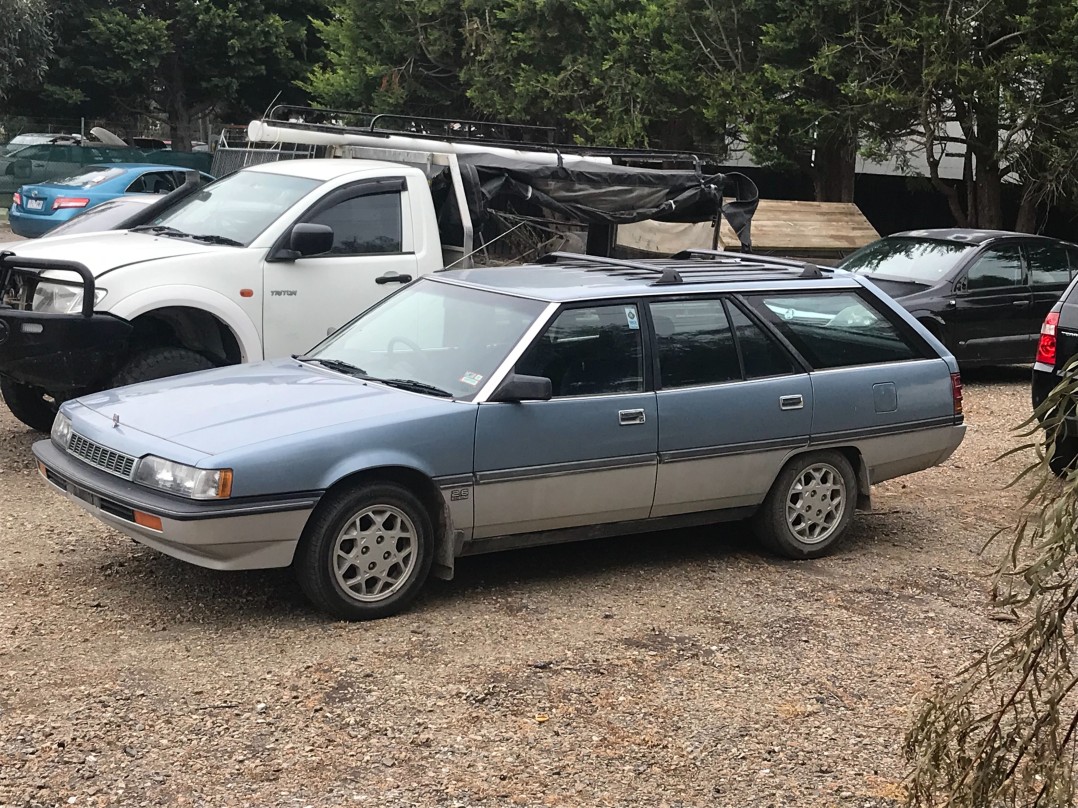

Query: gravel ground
[[0, 362, 1037, 807]]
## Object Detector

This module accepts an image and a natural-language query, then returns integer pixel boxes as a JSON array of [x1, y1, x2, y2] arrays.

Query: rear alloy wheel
[[0, 377, 59, 432], [295, 482, 433, 620], [753, 451, 857, 559]]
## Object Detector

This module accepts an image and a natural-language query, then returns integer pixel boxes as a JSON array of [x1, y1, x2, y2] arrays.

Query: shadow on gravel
[[69, 507, 918, 625]]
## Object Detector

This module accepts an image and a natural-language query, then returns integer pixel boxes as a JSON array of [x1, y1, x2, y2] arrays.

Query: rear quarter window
[[745, 291, 925, 369]]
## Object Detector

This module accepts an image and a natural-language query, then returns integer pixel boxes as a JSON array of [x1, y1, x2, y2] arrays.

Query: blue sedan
[[9, 163, 214, 237]]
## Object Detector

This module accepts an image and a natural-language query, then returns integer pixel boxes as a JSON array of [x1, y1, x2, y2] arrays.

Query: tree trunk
[[165, 52, 193, 151], [1015, 185, 1040, 233], [971, 163, 1003, 229], [812, 130, 856, 202]]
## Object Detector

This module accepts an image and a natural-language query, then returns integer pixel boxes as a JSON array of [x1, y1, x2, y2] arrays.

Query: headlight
[[134, 456, 233, 499], [32, 283, 108, 314], [51, 412, 72, 447]]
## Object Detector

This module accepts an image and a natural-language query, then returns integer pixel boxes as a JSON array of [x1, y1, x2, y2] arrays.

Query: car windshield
[[306, 278, 547, 400], [48, 197, 152, 236], [841, 237, 974, 283], [48, 166, 127, 188], [146, 170, 321, 246]]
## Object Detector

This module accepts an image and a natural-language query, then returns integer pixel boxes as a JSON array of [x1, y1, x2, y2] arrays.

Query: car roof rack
[[536, 251, 829, 285]]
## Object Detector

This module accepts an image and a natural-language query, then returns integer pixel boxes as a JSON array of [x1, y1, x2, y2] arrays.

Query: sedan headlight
[[134, 456, 233, 499], [51, 412, 72, 447], [32, 283, 108, 314]]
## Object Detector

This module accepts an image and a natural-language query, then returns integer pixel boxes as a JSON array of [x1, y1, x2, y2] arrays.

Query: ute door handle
[[376, 273, 413, 285], [619, 409, 646, 425], [779, 394, 804, 411]]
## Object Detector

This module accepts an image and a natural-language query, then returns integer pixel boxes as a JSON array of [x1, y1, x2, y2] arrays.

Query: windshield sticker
[[460, 372, 484, 387], [625, 307, 640, 330]]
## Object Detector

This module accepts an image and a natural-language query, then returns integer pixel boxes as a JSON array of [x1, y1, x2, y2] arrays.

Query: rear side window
[[1026, 243, 1073, 286], [726, 303, 799, 377], [965, 245, 1023, 290], [650, 299, 740, 387], [746, 292, 920, 369]]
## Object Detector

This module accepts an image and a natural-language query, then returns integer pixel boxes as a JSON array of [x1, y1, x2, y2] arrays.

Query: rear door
[[262, 178, 419, 357], [648, 297, 811, 517], [945, 243, 1032, 364]]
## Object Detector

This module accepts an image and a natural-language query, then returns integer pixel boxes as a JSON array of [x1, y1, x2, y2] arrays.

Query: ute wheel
[[295, 482, 434, 620], [1049, 435, 1078, 477], [753, 450, 858, 560], [0, 377, 58, 432], [112, 347, 214, 387]]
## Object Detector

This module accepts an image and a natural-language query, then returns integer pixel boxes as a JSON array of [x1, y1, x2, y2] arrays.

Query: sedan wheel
[[296, 482, 433, 620], [753, 450, 857, 559]]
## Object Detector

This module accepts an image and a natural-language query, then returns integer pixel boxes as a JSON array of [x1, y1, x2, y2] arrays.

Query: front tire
[[753, 451, 857, 559], [295, 482, 434, 620], [112, 347, 214, 387], [0, 377, 58, 432]]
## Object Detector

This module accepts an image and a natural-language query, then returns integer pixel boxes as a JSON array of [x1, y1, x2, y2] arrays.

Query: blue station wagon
[[33, 251, 967, 619]]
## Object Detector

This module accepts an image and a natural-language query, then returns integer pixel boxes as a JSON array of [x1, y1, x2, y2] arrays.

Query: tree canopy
[[0, 0, 52, 101]]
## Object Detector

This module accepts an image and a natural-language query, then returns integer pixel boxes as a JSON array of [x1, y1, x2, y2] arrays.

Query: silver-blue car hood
[[74, 359, 462, 455]]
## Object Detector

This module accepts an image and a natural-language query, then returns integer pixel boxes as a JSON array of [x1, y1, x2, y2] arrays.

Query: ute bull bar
[[0, 251, 132, 394]]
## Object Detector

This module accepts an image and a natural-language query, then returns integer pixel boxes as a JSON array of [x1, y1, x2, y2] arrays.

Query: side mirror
[[289, 223, 334, 257], [489, 373, 552, 403]]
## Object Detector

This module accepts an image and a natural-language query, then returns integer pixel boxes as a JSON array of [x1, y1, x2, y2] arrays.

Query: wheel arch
[[318, 464, 456, 581]]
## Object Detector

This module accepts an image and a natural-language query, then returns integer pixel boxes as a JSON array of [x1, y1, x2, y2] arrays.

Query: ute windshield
[[142, 170, 321, 246], [304, 278, 547, 400], [842, 236, 975, 284]]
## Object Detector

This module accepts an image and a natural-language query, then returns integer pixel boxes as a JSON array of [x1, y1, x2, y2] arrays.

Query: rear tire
[[112, 347, 214, 387], [753, 451, 858, 559], [295, 482, 434, 620], [0, 377, 58, 432]]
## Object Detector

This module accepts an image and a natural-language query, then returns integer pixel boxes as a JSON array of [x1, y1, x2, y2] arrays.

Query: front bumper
[[0, 251, 132, 393], [33, 439, 320, 570]]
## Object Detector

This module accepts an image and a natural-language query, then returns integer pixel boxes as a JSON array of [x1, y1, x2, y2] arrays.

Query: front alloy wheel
[[296, 482, 433, 620]]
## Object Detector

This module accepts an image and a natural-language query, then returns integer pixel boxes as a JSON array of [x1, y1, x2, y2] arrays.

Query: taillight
[[951, 372, 963, 417], [11, 192, 21, 207], [52, 197, 89, 210], [1037, 311, 1060, 366]]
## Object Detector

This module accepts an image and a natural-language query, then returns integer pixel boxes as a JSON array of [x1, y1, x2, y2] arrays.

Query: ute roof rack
[[258, 104, 723, 166], [536, 251, 829, 285]]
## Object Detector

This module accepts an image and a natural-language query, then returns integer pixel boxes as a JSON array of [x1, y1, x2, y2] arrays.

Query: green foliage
[[905, 368, 1078, 806], [0, 0, 53, 101]]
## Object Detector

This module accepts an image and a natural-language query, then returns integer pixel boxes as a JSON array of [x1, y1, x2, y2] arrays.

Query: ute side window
[[306, 191, 403, 256], [746, 291, 920, 369], [515, 304, 644, 397]]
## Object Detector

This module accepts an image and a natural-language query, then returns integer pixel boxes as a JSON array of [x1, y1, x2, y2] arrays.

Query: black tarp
[[445, 153, 760, 251]]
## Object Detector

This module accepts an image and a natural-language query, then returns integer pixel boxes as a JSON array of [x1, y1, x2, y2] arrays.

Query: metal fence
[[209, 145, 320, 178]]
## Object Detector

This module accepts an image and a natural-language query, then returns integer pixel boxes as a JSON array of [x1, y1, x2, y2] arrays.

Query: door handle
[[779, 394, 804, 410], [1012, 300, 1030, 307], [618, 409, 646, 425], [376, 273, 413, 285]]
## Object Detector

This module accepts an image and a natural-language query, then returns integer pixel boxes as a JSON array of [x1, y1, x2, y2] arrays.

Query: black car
[[1032, 274, 1078, 473], [840, 229, 1078, 366]]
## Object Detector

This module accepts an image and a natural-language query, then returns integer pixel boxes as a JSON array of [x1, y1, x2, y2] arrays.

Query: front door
[[472, 303, 658, 539], [944, 243, 1033, 364], [262, 180, 419, 358]]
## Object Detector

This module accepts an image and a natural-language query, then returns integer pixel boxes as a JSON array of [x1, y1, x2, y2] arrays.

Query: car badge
[[112, 414, 120, 428]]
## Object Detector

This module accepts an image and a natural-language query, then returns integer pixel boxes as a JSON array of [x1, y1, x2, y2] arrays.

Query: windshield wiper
[[189, 233, 243, 247], [130, 224, 190, 237], [376, 378, 453, 397], [295, 356, 369, 377]]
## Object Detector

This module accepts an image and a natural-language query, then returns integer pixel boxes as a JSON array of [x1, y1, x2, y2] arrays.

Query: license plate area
[[26, 199, 45, 211]]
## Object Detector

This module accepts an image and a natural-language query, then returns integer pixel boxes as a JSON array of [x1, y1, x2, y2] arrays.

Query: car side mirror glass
[[289, 223, 334, 257], [489, 373, 552, 403]]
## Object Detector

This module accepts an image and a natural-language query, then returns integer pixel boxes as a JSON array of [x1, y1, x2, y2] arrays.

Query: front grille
[[67, 433, 137, 479]]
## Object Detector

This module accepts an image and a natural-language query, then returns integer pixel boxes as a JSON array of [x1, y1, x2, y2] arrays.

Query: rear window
[[49, 167, 127, 188], [746, 292, 921, 368]]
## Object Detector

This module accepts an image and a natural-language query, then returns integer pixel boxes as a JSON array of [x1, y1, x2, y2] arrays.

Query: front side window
[[649, 299, 740, 388], [516, 304, 644, 397], [126, 171, 176, 194], [964, 245, 1024, 290], [306, 191, 403, 255], [309, 278, 546, 400], [1026, 243, 1071, 287], [747, 292, 919, 369]]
